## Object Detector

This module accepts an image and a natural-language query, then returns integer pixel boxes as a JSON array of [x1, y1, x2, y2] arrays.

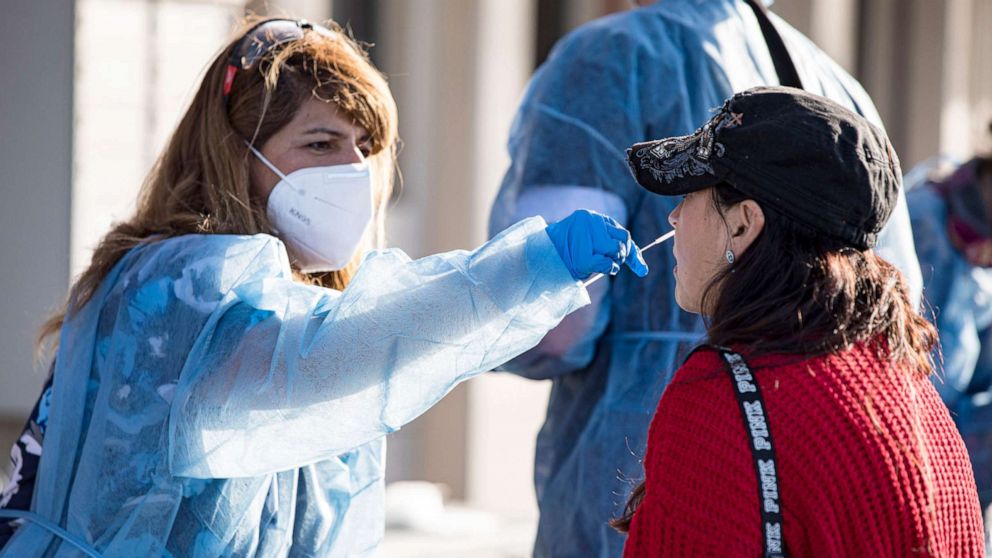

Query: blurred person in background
[[0, 17, 647, 557], [618, 86, 984, 558], [488, 1, 923, 556], [908, 121, 992, 552]]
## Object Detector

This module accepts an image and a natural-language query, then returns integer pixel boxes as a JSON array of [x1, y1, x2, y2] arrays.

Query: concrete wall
[[771, 0, 858, 73], [0, 1, 75, 451], [72, 0, 244, 277], [246, 0, 331, 23], [858, 0, 992, 168]]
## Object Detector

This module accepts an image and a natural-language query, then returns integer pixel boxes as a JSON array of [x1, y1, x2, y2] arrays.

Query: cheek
[[249, 159, 280, 204], [697, 209, 730, 258], [677, 216, 727, 284]]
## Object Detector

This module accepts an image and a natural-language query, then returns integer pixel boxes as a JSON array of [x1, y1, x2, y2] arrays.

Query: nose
[[668, 201, 681, 229]]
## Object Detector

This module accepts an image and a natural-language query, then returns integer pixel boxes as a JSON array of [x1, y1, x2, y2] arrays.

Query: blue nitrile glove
[[546, 209, 649, 281]]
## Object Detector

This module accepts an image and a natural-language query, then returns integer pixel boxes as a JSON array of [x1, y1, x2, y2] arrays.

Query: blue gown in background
[[908, 170, 992, 552], [1, 217, 588, 557], [488, 1, 922, 556]]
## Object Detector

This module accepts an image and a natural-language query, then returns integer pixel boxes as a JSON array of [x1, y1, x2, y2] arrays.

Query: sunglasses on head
[[223, 18, 334, 100]]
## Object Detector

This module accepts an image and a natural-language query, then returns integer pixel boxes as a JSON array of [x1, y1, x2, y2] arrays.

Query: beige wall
[[246, 0, 331, 23], [807, 0, 991, 168], [771, 0, 858, 72], [72, 0, 243, 277]]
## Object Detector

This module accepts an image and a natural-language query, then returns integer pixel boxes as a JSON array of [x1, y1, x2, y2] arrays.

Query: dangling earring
[[725, 250, 735, 264]]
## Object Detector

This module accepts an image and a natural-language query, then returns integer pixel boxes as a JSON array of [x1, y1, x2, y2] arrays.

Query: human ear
[[727, 200, 765, 255]]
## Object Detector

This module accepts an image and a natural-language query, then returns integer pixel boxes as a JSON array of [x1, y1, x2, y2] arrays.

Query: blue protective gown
[[488, 2, 923, 556], [908, 178, 992, 551], [1, 218, 588, 557]]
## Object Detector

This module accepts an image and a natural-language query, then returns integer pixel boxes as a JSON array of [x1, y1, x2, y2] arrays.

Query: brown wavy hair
[[37, 17, 398, 354], [611, 183, 938, 532]]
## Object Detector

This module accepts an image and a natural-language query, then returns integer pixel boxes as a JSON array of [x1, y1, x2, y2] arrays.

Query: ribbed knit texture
[[623, 343, 985, 557]]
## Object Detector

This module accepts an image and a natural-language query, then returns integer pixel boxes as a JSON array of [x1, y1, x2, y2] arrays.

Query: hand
[[546, 209, 649, 281]]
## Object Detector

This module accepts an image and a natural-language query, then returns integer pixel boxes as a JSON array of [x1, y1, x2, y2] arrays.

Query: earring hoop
[[725, 250, 735, 264]]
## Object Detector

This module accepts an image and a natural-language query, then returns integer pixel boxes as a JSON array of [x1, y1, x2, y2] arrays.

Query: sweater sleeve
[[622, 359, 764, 557]]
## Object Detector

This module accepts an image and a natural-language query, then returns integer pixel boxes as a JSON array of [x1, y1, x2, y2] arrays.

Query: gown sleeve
[[169, 217, 589, 478]]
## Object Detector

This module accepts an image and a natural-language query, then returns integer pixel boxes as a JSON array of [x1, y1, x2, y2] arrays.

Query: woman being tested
[[618, 87, 985, 556], [0, 18, 647, 557]]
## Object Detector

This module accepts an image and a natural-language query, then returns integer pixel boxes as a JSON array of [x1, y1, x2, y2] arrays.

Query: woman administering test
[[617, 87, 985, 556], [0, 18, 648, 557]]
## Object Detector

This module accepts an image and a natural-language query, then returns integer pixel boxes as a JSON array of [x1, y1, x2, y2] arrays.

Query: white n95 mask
[[248, 144, 373, 273]]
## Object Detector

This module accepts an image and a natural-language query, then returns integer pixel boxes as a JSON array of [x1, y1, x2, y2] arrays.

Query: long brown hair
[[38, 17, 398, 354], [611, 183, 938, 532]]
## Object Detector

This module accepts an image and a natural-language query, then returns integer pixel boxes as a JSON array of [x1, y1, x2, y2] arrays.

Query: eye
[[307, 141, 332, 151]]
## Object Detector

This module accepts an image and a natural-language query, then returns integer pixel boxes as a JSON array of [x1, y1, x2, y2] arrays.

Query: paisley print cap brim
[[626, 99, 738, 195], [625, 86, 902, 250]]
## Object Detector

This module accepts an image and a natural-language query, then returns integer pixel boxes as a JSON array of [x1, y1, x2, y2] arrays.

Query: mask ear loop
[[244, 141, 357, 212], [245, 142, 296, 190]]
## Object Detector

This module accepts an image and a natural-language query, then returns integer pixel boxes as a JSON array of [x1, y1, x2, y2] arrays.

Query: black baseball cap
[[626, 86, 901, 250]]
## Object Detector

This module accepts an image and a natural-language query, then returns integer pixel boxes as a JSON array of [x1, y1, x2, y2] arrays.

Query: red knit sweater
[[623, 343, 985, 557]]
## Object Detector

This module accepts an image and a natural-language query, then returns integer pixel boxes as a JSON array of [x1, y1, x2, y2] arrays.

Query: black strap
[[742, 0, 803, 89], [716, 348, 787, 558]]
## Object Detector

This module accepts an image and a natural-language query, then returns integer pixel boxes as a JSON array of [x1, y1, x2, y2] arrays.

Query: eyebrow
[[302, 127, 348, 138], [301, 127, 372, 143]]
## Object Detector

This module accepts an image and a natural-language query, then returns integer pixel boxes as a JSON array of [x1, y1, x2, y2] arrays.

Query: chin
[[676, 302, 699, 314], [674, 291, 699, 314]]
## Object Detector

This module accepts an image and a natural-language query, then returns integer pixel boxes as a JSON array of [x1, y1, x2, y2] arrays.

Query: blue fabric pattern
[[1, 217, 588, 557], [488, 2, 922, 556], [0, 373, 53, 547]]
